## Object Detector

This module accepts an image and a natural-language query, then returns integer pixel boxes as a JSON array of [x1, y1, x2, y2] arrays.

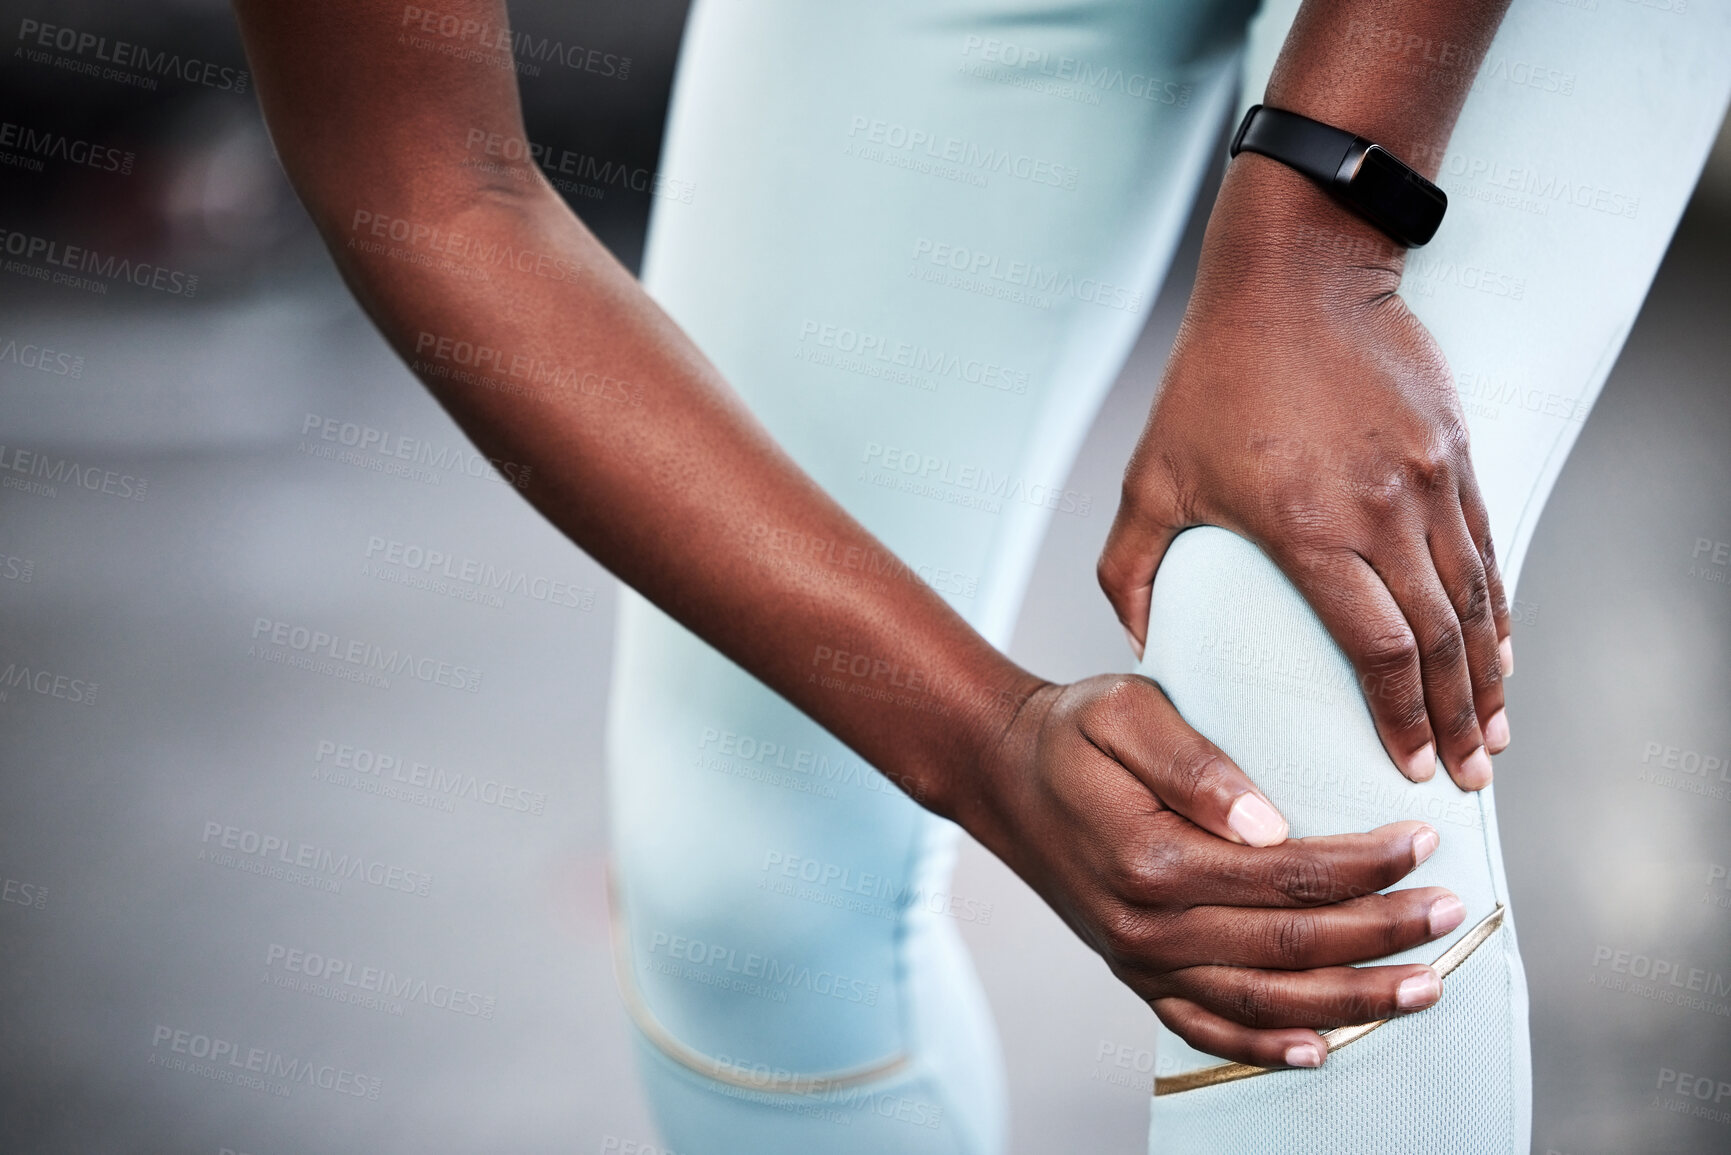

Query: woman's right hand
[[957, 675, 1466, 1069]]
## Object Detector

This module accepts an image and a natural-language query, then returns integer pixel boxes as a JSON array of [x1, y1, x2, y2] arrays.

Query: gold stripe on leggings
[[607, 869, 912, 1095], [1153, 903, 1507, 1097]]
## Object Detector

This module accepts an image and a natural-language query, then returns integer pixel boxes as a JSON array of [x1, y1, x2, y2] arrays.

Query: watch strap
[[1229, 104, 1448, 247], [1230, 103, 1358, 187]]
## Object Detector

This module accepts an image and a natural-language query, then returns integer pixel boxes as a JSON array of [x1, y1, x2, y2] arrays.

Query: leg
[[1144, 1, 1731, 1150], [606, 1, 1256, 1150]]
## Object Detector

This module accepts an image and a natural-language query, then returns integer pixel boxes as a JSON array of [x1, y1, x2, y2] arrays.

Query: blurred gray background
[[1, 1, 1727, 1152]]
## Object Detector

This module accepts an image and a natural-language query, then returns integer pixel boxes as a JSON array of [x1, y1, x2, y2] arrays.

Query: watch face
[[1351, 146, 1448, 246]]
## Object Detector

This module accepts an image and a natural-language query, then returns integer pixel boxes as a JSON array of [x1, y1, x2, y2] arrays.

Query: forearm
[[233, 1, 1039, 819]]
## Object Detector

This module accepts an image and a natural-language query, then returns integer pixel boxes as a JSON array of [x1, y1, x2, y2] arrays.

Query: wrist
[[1201, 153, 1409, 309], [940, 675, 1059, 849]]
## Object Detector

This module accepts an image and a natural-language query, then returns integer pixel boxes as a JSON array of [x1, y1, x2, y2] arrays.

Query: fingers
[[1285, 551, 1438, 782], [1150, 998, 1330, 1069], [1097, 464, 1186, 662], [1084, 678, 1289, 847], [1430, 508, 1507, 762], [1154, 886, 1464, 970], [1143, 819, 1439, 909], [1459, 475, 1513, 680], [1165, 959, 1444, 1032], [1380, 548, 1492, 789]]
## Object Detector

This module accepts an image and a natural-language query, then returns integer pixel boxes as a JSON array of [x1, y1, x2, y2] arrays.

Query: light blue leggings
[[604, 2, 1731, 1151]]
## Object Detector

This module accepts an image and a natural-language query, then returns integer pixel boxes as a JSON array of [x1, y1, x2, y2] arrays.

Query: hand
[[1099, 159, 1512, 791], [959, 676, 1465, 1068]]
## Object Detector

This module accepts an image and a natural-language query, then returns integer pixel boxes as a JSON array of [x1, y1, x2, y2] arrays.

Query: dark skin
[[231, 0, 1511, 1069], [1102, 0, 1518, 790]]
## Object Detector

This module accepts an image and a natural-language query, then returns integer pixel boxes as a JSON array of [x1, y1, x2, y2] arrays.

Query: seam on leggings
[[605, 864, 913, 1094]]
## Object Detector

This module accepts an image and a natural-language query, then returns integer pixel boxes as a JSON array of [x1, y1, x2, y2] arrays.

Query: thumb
[[1087, 677, 1289, 848]]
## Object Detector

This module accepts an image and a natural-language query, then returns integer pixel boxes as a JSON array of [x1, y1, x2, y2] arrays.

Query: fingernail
[[1428, 894, 1466, 937], [1227, 792, 1288, 847], [1124, 626, 1144, 661], [1458, 746, 1493, 789], [1411, 825, 1440, 867], [1396, 969, 1442, 1010], [1284, 1043, 1324, 1068], [1404, 743, 1436, 782], [1483, 709, 1510, 754], [1499, 637, 1514, 678]]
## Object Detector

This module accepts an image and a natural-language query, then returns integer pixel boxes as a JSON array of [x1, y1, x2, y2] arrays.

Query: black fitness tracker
[[1229, 104, 1447, 247]]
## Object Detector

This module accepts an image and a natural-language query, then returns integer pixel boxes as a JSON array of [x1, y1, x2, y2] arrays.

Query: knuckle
[[1165, 738, 1232, 803], [1268, 851, 1340, 905], [1127, 841, 1184, 907], [1267, 912, 1319, 968], [1095, 548, 1131, 602], [1098, 908, 1158, 962], [1479, 535, 1502, 578], [1442, 698, 1481, 741], [1454, 572, 1491, 625], [1108, 850, 1170, 907], [1377, 898, 1415, 955], [1418, 622, 1464, 670], [1360, 628, 1420, 676], [1261, 486, 1339, 546], [1229, 973, 1276, 1027]]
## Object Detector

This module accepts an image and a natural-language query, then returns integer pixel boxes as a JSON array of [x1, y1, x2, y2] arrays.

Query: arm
[[233, 0, 1463, 1068], [1102, 0, 1517, 791]]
